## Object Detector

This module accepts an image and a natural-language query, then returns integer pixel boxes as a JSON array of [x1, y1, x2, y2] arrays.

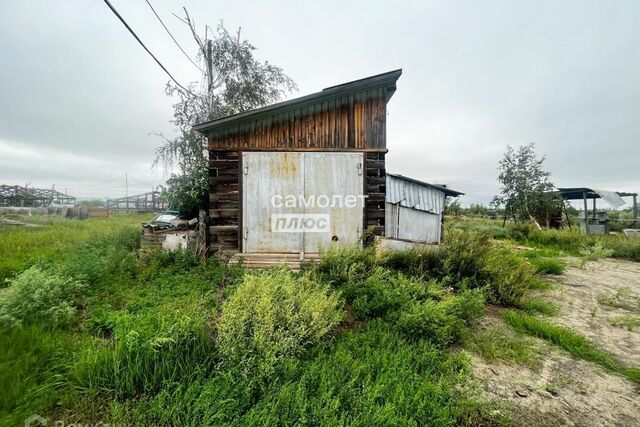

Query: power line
[[62, 175, 125, 189], [127, 174, 163, 187], [101, 0, 195, 96], [144, 0, 203, 72]]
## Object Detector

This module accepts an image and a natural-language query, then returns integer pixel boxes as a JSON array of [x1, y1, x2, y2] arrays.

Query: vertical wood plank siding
[[207, 91, 387, 151]]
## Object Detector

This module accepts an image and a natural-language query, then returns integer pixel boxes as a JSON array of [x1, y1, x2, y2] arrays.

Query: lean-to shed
[[384, 174, 463, 246], [195, 70, 402, 259]]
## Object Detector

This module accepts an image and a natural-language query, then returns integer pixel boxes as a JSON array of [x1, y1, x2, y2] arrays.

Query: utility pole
[[125, 171, 129, 211]]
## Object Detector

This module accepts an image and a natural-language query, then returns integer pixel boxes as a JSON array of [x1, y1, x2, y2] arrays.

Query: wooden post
[[592, 197, 597, 219], [583, 192, 589, 235], [633, 194, 638, 227]]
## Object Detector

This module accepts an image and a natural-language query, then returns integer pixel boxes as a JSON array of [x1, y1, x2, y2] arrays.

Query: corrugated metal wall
[[386, 175, 446, 215]]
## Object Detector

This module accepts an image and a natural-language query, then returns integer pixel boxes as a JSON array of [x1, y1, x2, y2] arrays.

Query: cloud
[[0, 0, 638, 205]]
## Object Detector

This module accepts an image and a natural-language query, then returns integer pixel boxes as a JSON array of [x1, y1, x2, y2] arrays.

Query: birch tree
[[155, 10, 296, 214]]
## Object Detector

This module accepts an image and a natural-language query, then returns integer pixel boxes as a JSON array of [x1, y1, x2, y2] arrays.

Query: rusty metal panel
[[303, 153, 364, 253], [386, 175, 446, 215], [242, 152, 304, 253], [242, 152, 363, 254]]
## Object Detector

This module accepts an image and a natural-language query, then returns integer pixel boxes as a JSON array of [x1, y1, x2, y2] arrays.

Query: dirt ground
[[471, 258, 640, 426]]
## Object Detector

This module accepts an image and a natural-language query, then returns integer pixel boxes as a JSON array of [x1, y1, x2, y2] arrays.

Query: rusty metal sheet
[[242, 152, 363, 254], [242, 152, 304, 253], [303, 152, 364, 253]]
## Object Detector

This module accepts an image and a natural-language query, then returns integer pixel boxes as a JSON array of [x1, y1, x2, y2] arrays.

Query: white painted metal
[[242, 152, 304, 253], [385, 203, 442, 243], [386, 174, 446, 214], [303, 152, 364, 253], [242, 152, 364, 253]]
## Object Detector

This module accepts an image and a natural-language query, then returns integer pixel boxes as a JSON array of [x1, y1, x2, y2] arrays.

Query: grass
[[503, 311, 640, 384], [0, 213, 150, 283], [2, 217, 516, 425], [517, 298, 560, 316], [6, 213, 635, 425], [465, 323, 538, 368], [610, 315, 640, 331], [450, 217, 640, 262], [597, 287, 639, 312]]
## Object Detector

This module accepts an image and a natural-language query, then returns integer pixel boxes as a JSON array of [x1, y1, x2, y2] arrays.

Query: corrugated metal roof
[[386, 174, 463, 215]]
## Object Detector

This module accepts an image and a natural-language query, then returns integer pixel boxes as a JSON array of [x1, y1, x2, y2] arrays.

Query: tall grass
[[0, 213, 150, 282], [109, 321, 502, 426], [451, 217, 640, 262], [503, 311, 640, 383]]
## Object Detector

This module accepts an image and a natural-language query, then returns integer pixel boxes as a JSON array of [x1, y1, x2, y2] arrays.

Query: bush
[[216, 268, 342, 374], [508, 223, 532, 241], [397, 290, 485, 347], [377, 248, 426, 273], [482, 248, 534, 305], [579, 243, 614, 260], [437, 230, 493, 286], [317, 244, 377, 285], [0, 265, 85, 328]]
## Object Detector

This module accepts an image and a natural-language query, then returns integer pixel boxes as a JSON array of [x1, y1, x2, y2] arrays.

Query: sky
[[1, 0, 638, 206]]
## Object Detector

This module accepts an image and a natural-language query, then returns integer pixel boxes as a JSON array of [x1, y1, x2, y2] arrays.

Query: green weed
[[216, 268, 342, 375], [518, 298, 559, 316], [503, 311, 640, 383], [610, 315, 640, 331], [465, 324, 538, 367]]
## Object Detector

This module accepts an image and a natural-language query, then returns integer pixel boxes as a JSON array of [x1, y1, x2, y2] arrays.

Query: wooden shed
[[194, 70, 402, 261]]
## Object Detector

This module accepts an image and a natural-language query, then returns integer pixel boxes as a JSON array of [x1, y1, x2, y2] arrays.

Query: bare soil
[[471, 258, 640, 426]]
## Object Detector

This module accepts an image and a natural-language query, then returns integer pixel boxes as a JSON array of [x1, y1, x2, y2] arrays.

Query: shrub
[[508, 223, 532, 241], [377, 248, 426, 273], [397, 299, 465, 347], [482, 248, 535, 305], [437, 230, 493, 286], [317, 244, 377, 285], [0, 265, 85, 328], [216, 268, 342, 374], [579, 243, 614, 260], [397, 291, 484, 347]]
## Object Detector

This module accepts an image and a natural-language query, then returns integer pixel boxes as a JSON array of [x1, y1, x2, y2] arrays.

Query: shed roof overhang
[[556, 187, 637, 200], [387, 173, 465, 198], [193, 69, 402, 134]]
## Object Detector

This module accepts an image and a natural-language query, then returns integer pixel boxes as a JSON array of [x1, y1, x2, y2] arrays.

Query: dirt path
[[470, 258, 640, 426], [547, 258, 640, 366]]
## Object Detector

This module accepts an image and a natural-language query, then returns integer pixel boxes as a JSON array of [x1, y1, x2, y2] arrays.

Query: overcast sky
[[1, 0, 638, 205]]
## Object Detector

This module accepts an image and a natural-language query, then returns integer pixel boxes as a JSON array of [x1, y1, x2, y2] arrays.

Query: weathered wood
[[207, 95, 388, 151], [210, 192, 238, 202]]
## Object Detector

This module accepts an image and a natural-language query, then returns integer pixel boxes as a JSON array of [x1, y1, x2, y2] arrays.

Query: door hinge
[[243, 164, 249, 175], [243, 227, 248, 240], [357, 162, 363, 176]]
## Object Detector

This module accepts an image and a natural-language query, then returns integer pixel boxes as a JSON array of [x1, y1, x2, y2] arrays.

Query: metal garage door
[[242, 152, 364, 254]]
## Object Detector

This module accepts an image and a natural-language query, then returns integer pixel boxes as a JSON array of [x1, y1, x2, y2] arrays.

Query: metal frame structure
[[107, 191, 168, 212], [0, 185, 76, 207]]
